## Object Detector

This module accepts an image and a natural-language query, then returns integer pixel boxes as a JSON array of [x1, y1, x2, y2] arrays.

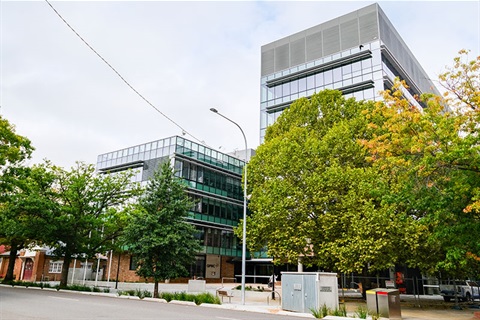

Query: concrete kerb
[[143, 297, 168, 303], [169, 300, 197, 306], [0, 283, 315, 318], [4, 283, 480, 319], [117, 294, 141, 300]]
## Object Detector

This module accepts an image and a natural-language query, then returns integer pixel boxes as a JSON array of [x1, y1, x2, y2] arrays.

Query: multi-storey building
[[258, 3, 443, 290], [96, 136, 247, 281], [260, 3, 440, 141]]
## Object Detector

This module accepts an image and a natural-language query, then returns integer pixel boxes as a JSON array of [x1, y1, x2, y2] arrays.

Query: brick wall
[[221, 256, 235, 280], [107, 253, 237, 284], [107, 253, 143, 283], [13, 252, 23, 280]]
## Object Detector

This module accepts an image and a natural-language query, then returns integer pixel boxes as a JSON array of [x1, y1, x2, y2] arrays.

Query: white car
[[440, 280, 480, 302]]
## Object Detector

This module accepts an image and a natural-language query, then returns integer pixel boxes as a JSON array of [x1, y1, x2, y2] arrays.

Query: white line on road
[[216, 317, 240, 320], [48, 296, 79, 301]]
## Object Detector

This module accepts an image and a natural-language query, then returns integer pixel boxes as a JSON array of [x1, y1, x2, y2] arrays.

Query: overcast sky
[[1, 1, 479, 169]]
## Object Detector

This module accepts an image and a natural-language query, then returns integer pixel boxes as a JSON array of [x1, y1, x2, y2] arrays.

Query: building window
[[130, 256, 139, 270], [49, 261, 63, 273]]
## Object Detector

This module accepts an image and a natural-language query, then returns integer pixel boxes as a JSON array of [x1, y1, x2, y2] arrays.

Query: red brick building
[[107, 253, 235, 283], [0, 247, 234, 284]]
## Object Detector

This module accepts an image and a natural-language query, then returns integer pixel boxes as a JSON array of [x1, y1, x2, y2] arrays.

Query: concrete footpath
[[10, 281, 480, 320]]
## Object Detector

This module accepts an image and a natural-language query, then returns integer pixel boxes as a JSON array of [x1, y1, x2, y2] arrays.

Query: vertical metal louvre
[[290, 38, 306, 67], [378, 7, 438, 95], [306, 31, 323, 61], [322, 25, 340, 56], [261, 49, 275, 76], [359, 11, 379, 44], [274, 43, 290, 72], [340, 19, 359, 50]]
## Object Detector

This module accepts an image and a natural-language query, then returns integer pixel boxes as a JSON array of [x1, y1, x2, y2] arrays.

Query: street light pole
[[210, 108, 248, 305]]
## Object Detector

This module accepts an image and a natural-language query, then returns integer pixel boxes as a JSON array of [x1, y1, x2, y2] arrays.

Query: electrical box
[[281, 272, 338, 313]]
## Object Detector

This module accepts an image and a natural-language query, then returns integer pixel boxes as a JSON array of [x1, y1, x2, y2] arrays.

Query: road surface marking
[[48, 296, 79, 301]]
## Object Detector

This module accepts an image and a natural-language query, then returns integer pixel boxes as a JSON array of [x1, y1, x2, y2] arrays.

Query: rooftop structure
[[260, 3, 440, 141]]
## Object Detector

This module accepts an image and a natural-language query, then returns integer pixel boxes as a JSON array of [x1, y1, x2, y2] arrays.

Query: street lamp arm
[[209, 108, 248, 152], [210, 107, 248, 305]]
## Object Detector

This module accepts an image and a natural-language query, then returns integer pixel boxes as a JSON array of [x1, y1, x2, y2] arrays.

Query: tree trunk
[[3, 241, 19, 282], [59, 254, 72, 288], [154, 280, 159, 298], [360, 267, 372, 300]]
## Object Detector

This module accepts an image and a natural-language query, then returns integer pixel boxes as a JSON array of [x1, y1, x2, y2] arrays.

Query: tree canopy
[[0, 115, 33, 170], [242, 50, 480, 279], [242, 90, 422, 274], [363, 51, 480, 277], [0, 165, 57, 282], [48, 162, 140, 287], [0, 116, 37, 282], [122, 162, 201, 298]]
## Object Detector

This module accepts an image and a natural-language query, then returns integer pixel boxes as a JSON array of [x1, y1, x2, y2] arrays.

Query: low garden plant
[[158, 291, 220, 305], [355, 305, 368, 319], [6, 280, 51, 288]]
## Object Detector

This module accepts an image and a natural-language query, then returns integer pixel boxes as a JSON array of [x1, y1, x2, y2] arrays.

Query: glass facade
[[260, 41, 384, 141], [252, 3, 442, 282], [96, 136, 246, 263], [259, 3, 439, 142]]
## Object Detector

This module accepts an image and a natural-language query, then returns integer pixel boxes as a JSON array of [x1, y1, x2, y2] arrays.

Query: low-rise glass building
[[97, 136, 246, 281]]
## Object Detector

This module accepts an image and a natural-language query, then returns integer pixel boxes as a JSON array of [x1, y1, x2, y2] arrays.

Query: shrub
[[158, 291, 220, 305], [369, 310, 380, 320], [321, 304, 330, 317], [331, 305, 347, 317], [5, 281, 47, 288], [233, 285, 261, 291], [310, 304, 330, 319], [193, 292, 220, 305], [135, 289, 152, 299], [310, 307, 323, 319], [159, 292, 174, 302], [125, 289, 136, 296], [355, 305, 368, 319], [64, 284, 92, 292]]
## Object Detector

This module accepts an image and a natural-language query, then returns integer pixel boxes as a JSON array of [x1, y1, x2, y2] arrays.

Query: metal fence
[[338, 273, 441, 296]]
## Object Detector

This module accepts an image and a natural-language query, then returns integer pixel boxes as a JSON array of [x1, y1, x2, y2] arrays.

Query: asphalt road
[[0, 286, 299, 320]]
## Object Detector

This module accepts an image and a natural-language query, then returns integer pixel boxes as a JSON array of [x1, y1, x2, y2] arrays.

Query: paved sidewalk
[[42, 281, 480, 319]]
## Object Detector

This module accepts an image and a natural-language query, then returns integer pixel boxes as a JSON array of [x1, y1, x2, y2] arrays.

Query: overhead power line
[[44, 0, 206, 146]]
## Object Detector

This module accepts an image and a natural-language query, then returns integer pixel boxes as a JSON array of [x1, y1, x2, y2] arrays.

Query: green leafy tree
[[122, 162, 201, 298], [364, 64, 480, 278], [0, 165, 57, 282], [0, 115, 33, 169], [438, 49, 479, 111], [0, 115, 35, 282], [48, 162, 140, 287], [240, 90, 422, 281]]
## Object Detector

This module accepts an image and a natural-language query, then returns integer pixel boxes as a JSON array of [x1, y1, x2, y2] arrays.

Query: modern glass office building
[[260, 3, 440, 141], [96, 136, 246, 280]]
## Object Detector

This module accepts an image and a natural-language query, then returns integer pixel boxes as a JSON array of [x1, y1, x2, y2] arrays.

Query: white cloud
[[1, 1, 479, 168]]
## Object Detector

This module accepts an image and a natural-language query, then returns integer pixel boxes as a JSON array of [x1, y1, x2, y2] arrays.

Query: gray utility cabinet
[[366, 288, 402, 319], [281, 272, 338, 313]]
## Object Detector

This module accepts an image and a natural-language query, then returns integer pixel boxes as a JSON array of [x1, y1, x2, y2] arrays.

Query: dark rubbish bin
[[366, 288, 401, 319]]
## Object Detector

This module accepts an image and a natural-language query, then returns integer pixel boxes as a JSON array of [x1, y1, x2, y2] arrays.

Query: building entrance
[[23, 258, 34, 280]]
